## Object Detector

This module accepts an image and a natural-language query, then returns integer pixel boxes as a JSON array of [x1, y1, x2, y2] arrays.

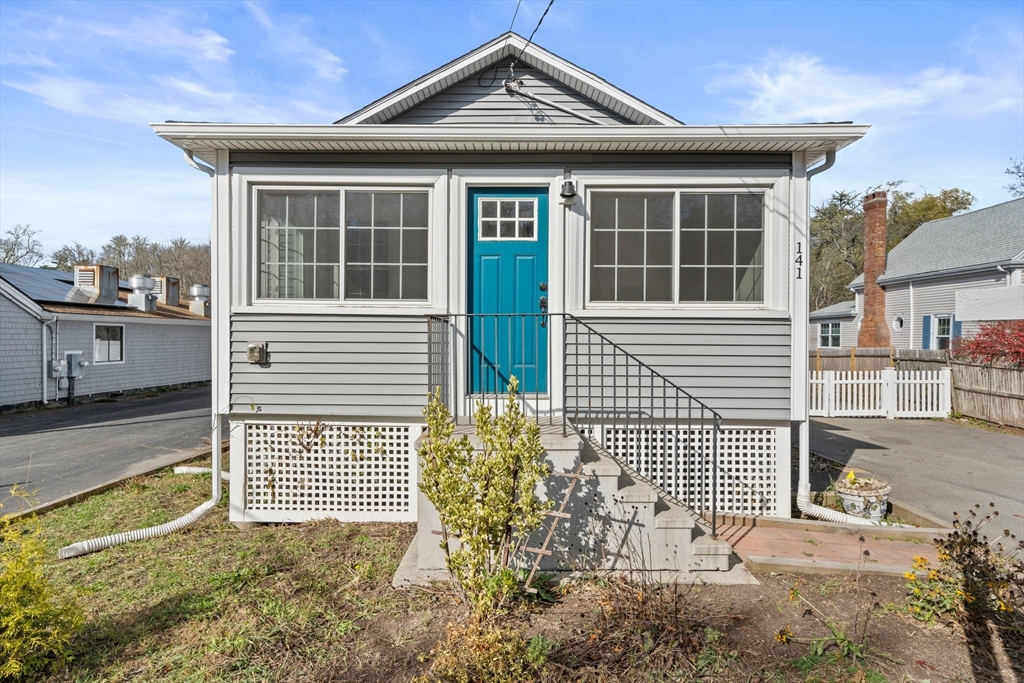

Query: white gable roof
[[336, 32, 681, 126]]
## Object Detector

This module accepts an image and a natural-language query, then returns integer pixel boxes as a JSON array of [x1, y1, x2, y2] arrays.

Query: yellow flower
[[912, 556, 929, 569], [904, 572, 916, 580], [929, 571, 939, 581], [775, 627, 793, 644]]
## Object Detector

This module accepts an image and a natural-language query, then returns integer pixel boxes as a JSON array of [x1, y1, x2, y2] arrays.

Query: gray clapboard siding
[[0, 293, 43, 407], [230, 314, 428, 417], [387, 58, 631, 126], [577, 317, 792, 421], [912, 272, 1005, 348], [884, 283, 911, 348]]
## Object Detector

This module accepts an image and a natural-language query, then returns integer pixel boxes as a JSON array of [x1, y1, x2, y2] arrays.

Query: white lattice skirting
[[241, 422, 421, 522], [585, 425, 784, 517]]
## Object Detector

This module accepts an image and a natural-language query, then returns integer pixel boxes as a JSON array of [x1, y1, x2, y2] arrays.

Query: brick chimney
[[858, 191, 890, 348]]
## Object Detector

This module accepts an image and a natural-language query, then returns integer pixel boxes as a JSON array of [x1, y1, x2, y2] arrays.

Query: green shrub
[[1, 503, 84, 681], [419, 377, 551, 615]]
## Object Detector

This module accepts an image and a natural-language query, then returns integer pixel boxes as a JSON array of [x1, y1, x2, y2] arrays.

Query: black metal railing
[[425, 312, 722, 536], [563, 315, 722, 536], [426, 313, 555, 424]]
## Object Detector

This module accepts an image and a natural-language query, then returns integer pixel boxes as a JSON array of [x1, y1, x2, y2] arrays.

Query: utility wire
[[479, 0, 524, 88], [511, 0, 555, 71]]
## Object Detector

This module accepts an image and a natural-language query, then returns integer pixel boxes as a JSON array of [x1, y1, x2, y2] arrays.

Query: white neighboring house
[[0, 263, 211, 410], [810, 198, 1024, 350]]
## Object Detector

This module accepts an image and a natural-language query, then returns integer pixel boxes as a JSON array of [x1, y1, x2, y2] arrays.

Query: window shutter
[[922, 315, 931, 350]]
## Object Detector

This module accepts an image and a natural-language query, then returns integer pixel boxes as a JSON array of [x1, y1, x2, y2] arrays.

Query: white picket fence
[[809, 368, 951, 419]]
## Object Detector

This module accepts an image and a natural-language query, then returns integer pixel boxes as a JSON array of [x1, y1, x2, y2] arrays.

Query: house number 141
[[795, 242, 803, 279]]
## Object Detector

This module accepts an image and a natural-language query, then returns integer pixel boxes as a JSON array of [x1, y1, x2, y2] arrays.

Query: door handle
[[539, 295, 548, 328]]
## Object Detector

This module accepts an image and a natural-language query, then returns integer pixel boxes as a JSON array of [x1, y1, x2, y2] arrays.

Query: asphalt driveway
[[0, 386, 220, 514], [809, 417, 1024, 542]]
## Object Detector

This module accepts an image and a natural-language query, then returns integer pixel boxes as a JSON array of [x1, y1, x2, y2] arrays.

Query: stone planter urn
[[834, 473, 891, 521]]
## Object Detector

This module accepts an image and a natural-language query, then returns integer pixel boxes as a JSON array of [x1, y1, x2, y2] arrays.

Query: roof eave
[[151, 122, 870, 165]]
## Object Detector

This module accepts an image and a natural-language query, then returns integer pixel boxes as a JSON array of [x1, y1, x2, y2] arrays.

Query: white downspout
[[796, 148, 904, 527], [59, 146, 225, 559], [59, 415, 222, 558], [41, 317, 56, 404]]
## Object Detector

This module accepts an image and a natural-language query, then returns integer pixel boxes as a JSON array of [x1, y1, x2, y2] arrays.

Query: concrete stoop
[[404, 422, 741, 586]]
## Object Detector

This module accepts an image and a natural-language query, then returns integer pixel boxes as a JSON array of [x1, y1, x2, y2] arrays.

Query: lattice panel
[[599, 426, 778, 516], [245, 422, 419, 519]]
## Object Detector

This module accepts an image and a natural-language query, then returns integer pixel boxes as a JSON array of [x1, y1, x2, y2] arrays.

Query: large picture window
[[256, 188, 429, 302], [588, 191, 764, 305]]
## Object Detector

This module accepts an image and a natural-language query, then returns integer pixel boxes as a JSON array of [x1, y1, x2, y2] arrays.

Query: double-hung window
[[935, 315, 952, 350], [94, 325, 124, 363], [256, 189, 429, 302], [589, 191, 765, 304], [819, 322, 841, 348]]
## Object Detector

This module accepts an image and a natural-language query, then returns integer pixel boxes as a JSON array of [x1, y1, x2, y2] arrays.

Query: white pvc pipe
[[795, 419, 909, 526], [58, 414, 224, 559]]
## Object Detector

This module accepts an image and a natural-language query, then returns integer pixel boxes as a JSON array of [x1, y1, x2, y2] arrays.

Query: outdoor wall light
[[559, 180, 577, 206]]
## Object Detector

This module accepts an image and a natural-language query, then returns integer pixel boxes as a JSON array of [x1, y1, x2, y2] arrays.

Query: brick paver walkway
[[719, 524, 939, 574]]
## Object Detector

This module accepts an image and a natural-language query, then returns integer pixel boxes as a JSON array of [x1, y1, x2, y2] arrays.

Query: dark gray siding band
[[229, 151, 794, 169]]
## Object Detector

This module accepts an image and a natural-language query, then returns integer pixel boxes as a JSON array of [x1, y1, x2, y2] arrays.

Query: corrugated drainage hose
[[58, 416, 224, 560], [796, 483, 875, 526]]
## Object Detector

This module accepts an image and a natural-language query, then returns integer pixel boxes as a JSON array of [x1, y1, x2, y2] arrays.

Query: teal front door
[[468, 187, 549, 394]]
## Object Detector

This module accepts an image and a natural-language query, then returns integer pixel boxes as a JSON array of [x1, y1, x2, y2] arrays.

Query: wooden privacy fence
[[810, 348, 949, 372], [809, 368, 951, 419], [950, 361, 1024, 428]]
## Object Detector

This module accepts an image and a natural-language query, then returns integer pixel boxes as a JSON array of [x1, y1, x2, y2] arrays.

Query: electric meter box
[[49, 358, 67, 378], [66, 351, 84, 378]]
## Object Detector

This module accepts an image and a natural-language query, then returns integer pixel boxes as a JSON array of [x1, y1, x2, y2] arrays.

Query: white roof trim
[[1, 277, 52, 321], [334, 33, 681, 127], [152, 122, 869, 165]]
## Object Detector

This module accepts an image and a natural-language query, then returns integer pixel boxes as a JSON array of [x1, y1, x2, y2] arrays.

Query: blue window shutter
[[952, 317, 963, 339], [922, 315, 931, 349]]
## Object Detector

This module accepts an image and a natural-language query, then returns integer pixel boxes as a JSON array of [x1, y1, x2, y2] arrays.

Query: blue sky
[[1, 0, 1021, 257]]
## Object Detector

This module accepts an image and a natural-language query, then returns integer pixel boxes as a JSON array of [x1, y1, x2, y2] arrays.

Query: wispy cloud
[[245, 1, 346, 82], [708, 49, 1023, 124], [0, 3, 349, 125]]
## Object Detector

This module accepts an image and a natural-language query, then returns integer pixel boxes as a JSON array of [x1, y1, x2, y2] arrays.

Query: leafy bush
[[416, 622, 551, 683], [906, 504, 1023, 624], [1, 503, 84, 681], [953, 320, 1024, 367], [419, 378, 551, 615]]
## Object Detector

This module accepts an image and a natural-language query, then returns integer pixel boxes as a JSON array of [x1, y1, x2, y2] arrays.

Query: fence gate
[[810, 368, 951, 419]]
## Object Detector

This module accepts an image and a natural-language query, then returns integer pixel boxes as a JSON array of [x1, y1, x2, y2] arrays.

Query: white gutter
[[183, 149, 215, 177], [806, 149, 836, 178]]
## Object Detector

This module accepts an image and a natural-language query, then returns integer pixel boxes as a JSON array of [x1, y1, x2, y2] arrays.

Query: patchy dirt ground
[[20, 461, 1021, 682]]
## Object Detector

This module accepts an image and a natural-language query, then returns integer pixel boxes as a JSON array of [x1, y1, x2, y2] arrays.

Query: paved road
[[809, 417, 1024, 542], [0, 386, 219, 514]]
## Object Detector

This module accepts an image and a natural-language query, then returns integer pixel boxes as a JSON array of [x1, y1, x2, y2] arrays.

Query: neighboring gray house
[[0, 263, 211, 410], [810, 198, 1024, 350], [153, 33, 867, 573]]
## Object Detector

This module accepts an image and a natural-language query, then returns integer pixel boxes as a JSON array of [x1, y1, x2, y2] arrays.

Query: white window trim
[[933, 314, 952, 350], [93, 323, 125, 365], [818, 322, 841, 348], [582, 186, 773, 310], [236, 169, 448, 311]]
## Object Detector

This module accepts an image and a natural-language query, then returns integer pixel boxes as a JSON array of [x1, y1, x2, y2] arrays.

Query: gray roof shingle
[[809, 299, 856, 319], [849, 198, 1024, 289]]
